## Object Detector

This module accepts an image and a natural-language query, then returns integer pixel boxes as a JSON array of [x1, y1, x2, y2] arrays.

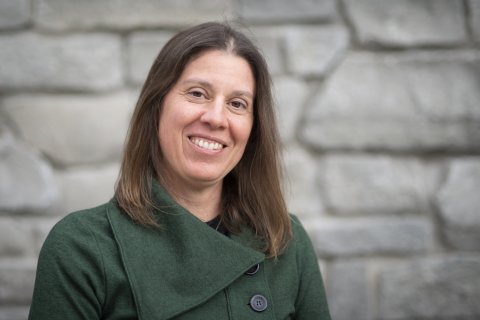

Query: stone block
[[237, 0, 336, 22], [30, 218, 58, 255], [127, 31, 175, 85], [273, 77, 309, 142], [0, 307, 29, 320], [0, 218, 36, 258], [471, 0, 480, 41], [55, 163, 120, 214], [283, 144, 326, 218], [327, 260, 371, 320], [300, 51, 480, 151], [308, 216, 434, 257], [378, 255, 480, 319], [0, 130, 58, 212], [35, 0, 233, 30], [0, 0, 30, 29], [436, 158, 480, 250], [321, 154, 441, 215], [343, 0, 467, 46], [285, 25, 349, 77], [250, 28, 284, 75], [3, 92, 135, 166], [0, 33, 122, 91], [0, 259, 36, 305]]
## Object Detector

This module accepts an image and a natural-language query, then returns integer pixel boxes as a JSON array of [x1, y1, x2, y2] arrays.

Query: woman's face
[[158, 50, 255, 190]]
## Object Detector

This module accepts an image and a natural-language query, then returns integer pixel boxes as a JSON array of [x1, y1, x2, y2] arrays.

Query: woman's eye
[[188, 90, 204, 98], [230, 100, 247, 110]]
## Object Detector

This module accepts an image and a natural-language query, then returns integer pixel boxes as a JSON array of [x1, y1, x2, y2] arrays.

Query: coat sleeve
[[29, 213, 105, 320], [291, 216, 331, 320]]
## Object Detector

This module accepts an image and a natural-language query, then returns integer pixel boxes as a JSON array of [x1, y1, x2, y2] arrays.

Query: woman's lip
[[187, 135, 228, 147]]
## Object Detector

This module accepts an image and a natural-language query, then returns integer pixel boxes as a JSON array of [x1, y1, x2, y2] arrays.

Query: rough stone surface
[[3, 92, 135, 166], [327, 260, 370, 320], [471, 0, 480, 41], [321, 154, 440, 215], [283, 144, 325, 218], [308, 217, 434, 257], [0, 33, 122, 91], [285, 26, 349, 77], [273, 77, 309, 142], [0, 259, 36, 305], [343, 0, 467, 46], [0, 140, 58, 213], [0, 307, 29, 320], [250, 28, 284, 75], [237, 0, 336, 22], [378, 255, 480, 319], [0, 218, 36, 258], [300, 52, 480, 151], [35, 0, 232, 30], [127, 31, 175, 85], [0, 0, 30, 29], [54, 163, 120, 215], [436, 158, 480, 251]]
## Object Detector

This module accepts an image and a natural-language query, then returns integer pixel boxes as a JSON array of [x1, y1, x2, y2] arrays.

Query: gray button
[[250, 294, 268, 312], [245, 264, 260, 276]]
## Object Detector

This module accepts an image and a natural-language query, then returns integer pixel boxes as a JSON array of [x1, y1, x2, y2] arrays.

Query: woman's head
[[116, 22, 291, 257]]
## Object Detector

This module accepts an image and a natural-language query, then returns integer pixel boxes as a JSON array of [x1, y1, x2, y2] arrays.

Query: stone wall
[[1, 1, 479, 319]]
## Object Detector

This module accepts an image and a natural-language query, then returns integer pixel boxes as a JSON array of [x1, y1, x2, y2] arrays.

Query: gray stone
[[283, 144, 326, 218], [285, 25, 349, 77], [3, 92, 135, 166], [327, 260, 371, 320], [321, 154, 441, 215], [0, 259, 36, 304], [237, 0, 336, 22], [343, 0, 467, 46], [0, 218, 36, 258], [0, 307, 29, 320], [471, 0, 480, 41], [31, 218, 58, 255], [0, 141, 58, 213], [436, 158, 480, 250], [273, 77, 309, 142], [300, 51, 480, 151], [378, 255, 480, 319], [250, 28, 284, 75], [0, 0, 30, 28], [54, 163, 120, 214], [128, 31, 175, 85], [35, 0, 233, 30], [0, 33, 122, 91], [308, 216, 434, 257]]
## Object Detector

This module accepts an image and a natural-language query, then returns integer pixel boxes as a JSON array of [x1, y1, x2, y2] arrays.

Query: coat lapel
[[107, 183, 265, 320]]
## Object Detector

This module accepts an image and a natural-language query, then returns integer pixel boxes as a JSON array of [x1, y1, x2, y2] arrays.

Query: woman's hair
[[115, 21, 291, 258]]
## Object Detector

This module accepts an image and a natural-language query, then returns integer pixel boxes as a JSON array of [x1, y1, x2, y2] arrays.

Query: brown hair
[[115, 21, 291, 258]]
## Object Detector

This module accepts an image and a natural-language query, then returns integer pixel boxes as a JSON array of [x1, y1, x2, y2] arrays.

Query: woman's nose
[[200, 98, 228, 129]]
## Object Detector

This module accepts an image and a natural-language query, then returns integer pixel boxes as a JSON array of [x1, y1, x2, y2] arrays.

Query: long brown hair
[[115, 21, 291, 258]]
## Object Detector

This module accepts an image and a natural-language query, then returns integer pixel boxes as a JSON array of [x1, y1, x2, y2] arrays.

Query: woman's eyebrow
[[182, 78, 253, 99]]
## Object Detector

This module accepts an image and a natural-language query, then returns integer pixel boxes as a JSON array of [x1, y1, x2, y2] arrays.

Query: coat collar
[[107, 181, 265, 320]]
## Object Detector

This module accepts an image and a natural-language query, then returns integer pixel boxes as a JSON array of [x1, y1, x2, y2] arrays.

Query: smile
[[189, 137, 224, 151]]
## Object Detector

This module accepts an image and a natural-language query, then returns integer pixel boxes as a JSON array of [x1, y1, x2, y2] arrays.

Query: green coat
[[29, 182, 331, 320]]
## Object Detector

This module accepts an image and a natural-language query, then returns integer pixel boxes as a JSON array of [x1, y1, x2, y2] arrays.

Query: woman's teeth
[[190, 137, 223, 150]]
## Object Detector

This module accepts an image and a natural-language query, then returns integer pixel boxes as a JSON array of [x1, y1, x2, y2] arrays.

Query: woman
[[29, 22, 331, 319]]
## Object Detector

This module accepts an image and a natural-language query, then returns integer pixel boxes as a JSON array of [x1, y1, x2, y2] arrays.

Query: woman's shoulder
[[43, 201, 118, 251]]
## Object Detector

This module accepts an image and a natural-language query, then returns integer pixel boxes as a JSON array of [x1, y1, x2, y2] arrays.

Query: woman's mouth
[[189, 137, 224, 151]]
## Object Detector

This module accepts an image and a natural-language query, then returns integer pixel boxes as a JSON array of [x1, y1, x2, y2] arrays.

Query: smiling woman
[[28, 22, 331, 320]]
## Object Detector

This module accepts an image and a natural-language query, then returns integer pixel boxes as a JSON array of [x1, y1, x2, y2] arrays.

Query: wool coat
[[29, 182, 331, 320]]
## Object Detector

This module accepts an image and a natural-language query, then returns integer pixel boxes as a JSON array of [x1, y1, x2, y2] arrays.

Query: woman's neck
[[158, 174, 222, 222]]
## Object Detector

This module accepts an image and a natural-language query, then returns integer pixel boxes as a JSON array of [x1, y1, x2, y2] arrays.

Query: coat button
[[250, 294, 268, 312], [245, 263, 260, 276]]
